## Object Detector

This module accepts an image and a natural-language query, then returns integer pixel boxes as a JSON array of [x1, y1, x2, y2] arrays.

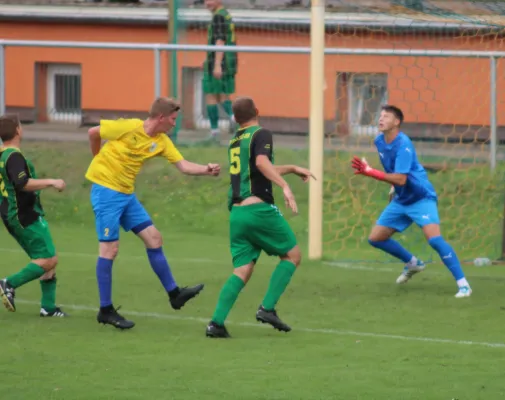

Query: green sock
[[40, 277, 57, 312], [6, 262, 45, 289], [221, 100, 233, 118], [206, 104, 219, 130], [262, 260, 297, 310], [211, 274, 245, 325]]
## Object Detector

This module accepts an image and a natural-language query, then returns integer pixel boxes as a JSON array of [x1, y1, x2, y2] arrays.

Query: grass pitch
[[1, 141, 505, 399]]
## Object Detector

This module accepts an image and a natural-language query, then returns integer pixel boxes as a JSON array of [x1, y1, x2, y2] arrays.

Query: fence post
[[168, 0, 180, 143], [154, 47, 161, 99], [490, 56, 497, 172], [0, 44, 5, 116], [308, 0, 325, 260]]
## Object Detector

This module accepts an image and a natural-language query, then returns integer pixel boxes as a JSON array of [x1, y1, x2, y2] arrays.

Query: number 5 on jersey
[[0, 176, 7, 198], [230, 148, 240, 174]]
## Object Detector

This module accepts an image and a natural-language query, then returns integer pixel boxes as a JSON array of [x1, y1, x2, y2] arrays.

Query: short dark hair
[[232, 97, 258, 125], [0, 114, 20, 142], [381, 105, 404, 125]]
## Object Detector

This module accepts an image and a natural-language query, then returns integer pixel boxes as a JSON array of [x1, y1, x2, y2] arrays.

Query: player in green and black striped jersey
[[0, 114, 67, 317], [206, 97, 315, 338], [203, 0, 237, 139]]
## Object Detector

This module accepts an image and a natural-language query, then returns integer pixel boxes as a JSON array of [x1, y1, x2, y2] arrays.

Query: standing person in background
[[203, 0, 237, 140]]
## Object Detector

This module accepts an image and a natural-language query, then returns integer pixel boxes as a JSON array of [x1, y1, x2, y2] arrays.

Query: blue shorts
[[376, 198, 440, 233], [90, 184, 152, 242]]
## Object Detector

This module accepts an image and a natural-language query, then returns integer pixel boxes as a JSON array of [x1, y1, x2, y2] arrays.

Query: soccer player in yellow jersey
[[85, 97, 221, 330]]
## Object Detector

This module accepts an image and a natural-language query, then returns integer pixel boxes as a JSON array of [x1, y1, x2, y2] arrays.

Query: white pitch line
[[1, 247, 501, 279], [324, 262, 396, 272], [0, 247, 218, 264], [14, 299, 505, 349]]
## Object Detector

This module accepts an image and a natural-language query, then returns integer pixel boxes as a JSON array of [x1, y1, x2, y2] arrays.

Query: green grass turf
[[18, 141, 505, 261], [1, 141, 505, 399]]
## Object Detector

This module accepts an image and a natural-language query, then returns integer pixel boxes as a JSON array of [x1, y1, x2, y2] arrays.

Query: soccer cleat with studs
[[40, 307, 68, 317], [455, 286, 472, 298], [97, 305, 135, 330], [256, 306, 291, 332], [396, 260, 426, 284], [205, 321, 231, 338], [0, 279, 16, 312], [169, 284, 204, 310]]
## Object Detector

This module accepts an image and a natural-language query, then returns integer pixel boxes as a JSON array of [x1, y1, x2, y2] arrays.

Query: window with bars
[[47, 64, 82, 123], [340, 73, 388, 136]]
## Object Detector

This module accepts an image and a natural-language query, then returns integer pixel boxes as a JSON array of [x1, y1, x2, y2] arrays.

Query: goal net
[[172, 0, 505, 263], [323, 0, 505, 263]]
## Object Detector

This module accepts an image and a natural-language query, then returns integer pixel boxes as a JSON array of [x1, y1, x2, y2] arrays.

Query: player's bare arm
[[175, 160, 221, 176], [351, 156, 407, 186], [6, 152, 66, 192], [256, 155, 298, 214], [275, 165, 316, 182], [88, 126, 101, 156], [212, 13, 227, 79], [214, 39, 225, 78], [23, 178, 66, 192]]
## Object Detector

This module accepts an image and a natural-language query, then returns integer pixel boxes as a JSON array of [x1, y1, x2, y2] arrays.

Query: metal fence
[[0, 39, 503, 170]]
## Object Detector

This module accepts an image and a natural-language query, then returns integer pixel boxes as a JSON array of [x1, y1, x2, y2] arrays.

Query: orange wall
[[2, 21, 505, 125]]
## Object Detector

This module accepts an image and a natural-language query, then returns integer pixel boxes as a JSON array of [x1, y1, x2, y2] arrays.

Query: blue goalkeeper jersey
[[374, 132, 437, 205]]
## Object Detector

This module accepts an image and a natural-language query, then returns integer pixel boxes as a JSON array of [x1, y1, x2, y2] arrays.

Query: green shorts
[[202, 73, 236, 95], [230, 203, 297, 268], [3, 217, 56, 260]]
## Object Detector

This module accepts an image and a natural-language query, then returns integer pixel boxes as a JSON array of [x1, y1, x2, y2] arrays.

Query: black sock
[[168, 286, 180, 300], [100, 304, 114, 313]]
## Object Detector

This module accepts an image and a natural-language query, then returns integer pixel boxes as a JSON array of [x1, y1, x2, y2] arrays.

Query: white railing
[[0, 39, 501, 170]]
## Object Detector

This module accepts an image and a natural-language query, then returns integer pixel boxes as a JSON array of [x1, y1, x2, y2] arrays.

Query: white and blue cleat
[[396, 260, 426, 284], [455, 286, 472, 298]]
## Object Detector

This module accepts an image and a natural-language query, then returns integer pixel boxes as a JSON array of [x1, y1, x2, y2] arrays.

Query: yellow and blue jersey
[[85, 118, 183, 194]]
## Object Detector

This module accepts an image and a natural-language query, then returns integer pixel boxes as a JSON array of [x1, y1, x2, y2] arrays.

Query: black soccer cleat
[[0, 279, 16, 312], [169, 284, 204, 310], [206, 321, 231, 338], [256, 306, 291, 332], [40, 307, 68, 317], [97, 305, 135, 330]]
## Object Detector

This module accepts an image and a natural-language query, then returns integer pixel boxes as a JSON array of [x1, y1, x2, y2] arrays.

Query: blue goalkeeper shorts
[[376, 198, 440, 233], [90, 184, 152, 242]]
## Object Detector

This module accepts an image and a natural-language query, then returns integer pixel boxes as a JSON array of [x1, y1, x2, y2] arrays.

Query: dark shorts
[[229, 203, 297, 268], [203, 73, 236, 95], [3, 216, 56, 259]]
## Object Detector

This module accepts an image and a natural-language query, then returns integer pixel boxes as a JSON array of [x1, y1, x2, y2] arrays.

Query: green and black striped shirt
[[227, 126, 274, 210]]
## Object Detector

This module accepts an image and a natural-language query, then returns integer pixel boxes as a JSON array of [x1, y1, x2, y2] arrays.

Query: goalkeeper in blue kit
[[351, 105, 472, 298]]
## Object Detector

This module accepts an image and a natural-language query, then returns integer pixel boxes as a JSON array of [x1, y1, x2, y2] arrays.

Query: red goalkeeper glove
[[351, 156, 386, 181]]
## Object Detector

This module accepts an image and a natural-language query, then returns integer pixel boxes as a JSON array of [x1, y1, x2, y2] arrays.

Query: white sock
[[457, 278, 470, 288], [230, 115, 235, 123], [406, 256, 418, 267]]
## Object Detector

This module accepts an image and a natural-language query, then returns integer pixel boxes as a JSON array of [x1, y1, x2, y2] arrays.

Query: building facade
[[1, 6, 504, 140]]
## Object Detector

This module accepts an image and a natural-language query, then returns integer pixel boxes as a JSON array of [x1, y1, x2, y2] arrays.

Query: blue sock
[[96, 257, 113, 308], [428, 236, 465, 281], [368, 239, 413, 263], [146, 247, 178, 292]]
